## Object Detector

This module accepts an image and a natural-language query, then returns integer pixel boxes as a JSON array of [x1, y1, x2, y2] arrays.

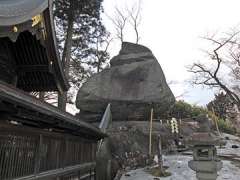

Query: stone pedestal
[[189, 158, 222, 180]]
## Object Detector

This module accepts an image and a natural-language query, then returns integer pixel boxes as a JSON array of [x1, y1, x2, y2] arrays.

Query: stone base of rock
[[108, 120, 201, 176]]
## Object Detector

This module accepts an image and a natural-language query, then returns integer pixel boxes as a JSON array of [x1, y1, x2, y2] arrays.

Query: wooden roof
[[0, 0, 48, 26], [0, 1, 106, 140], [0, 0, 69, 92], [0, 81, 106, 139]]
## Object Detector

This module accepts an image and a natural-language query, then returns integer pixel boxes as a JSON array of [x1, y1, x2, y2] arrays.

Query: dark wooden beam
[[0, 100, 18, 113], [0, 81, 106, 139], [16, 65, 49, 73], [16, 108, 57, 124]]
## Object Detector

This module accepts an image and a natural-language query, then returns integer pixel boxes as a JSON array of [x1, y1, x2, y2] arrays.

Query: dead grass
[[146, 166, 172, 177]]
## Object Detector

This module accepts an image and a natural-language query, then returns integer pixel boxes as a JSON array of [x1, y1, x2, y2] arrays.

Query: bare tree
[[95, 32, 113, 73], [108, 1, 142, 44], [127, 0, 142, 44], [108, 7, 128, 43], [228, 40, 240, 95], [188, 31, 240, 109], [175, 91, 189, 100], [167, 80, 189, 99]]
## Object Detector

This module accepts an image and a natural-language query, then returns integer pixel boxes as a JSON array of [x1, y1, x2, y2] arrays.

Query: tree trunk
[[135, 24, 139, 44], [96, 37, 101, 73], [58, 1, 74, 111]]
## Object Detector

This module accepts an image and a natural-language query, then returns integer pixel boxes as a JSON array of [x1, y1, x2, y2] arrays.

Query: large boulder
[[76, 42, 175, 122]]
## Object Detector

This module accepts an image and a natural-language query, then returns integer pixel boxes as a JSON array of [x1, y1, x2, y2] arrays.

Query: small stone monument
[[187, 115, 223, 180]]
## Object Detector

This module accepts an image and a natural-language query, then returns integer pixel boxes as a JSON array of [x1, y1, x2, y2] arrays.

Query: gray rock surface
[[76, 42, 175, 122], [98, 120, 199, 178]]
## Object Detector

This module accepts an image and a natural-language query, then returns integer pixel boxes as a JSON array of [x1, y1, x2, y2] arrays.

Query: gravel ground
[[120, 133, 240, 180]]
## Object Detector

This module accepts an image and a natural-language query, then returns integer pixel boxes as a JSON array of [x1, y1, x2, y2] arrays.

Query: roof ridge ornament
[[32, 14, 42, 27]]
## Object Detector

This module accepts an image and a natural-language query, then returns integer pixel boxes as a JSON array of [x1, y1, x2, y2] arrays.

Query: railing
[[96, 104, 112, 180], [0, 123, 97, 180], [99, 104, 112, 133], [97, 104, 112, 152]]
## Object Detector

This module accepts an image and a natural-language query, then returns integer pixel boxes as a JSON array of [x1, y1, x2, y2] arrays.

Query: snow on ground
[[218, 133, 240, 157], [120, 133, 240, 180], [120, 155, 240, 180]]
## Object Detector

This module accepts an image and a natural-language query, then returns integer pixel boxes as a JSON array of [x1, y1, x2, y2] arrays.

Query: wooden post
[[106, 159, 112, 180], [149, 108, 154, 156], [39, 92, 44, 101], [58, 91, 67, 111], [211, 107, 221, 136], [34, 135, 43, 175], [158, 135, 163, 173]]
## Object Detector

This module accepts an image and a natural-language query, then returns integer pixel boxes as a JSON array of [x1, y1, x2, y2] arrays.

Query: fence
[[0, 123, 97, 180], [96, 104, 112, 180]]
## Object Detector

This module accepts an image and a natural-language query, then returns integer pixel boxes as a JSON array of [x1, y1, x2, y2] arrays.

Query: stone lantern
[[188, 133, 222, 180]]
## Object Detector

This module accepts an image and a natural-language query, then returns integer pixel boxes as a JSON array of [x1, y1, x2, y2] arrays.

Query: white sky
[[102, 0, 240, 106]]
